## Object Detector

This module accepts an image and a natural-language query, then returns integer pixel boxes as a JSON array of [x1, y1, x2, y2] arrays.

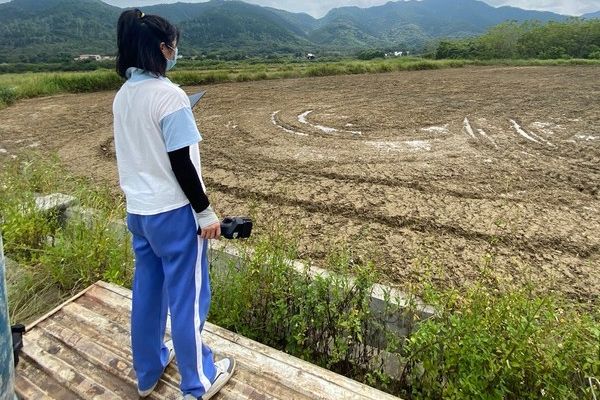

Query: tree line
[[434, 19, 600, 60]]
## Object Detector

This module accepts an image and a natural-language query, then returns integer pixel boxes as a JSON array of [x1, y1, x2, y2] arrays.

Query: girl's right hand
[[196, 206, 221, 239], [199, 221, 221, 240]]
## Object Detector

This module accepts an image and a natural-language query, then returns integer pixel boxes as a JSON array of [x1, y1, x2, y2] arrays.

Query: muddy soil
[[1, 66, 599, 303]]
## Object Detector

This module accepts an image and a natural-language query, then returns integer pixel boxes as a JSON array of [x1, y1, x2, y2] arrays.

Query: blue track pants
[[127, 204, 217, 397]]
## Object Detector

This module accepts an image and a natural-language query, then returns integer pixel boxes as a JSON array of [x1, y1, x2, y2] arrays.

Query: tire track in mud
[[2, 66, 599, 303], [205, 149, 599, 205], [204, 176, 599, 259]]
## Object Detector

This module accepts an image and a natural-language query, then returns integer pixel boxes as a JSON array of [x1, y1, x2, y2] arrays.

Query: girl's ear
[[159, 42, 169, 60]]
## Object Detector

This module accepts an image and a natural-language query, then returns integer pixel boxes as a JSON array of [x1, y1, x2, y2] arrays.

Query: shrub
[[404, 287, 600, 399], [1, 153, 599, 398], [0, 86, 17, 107], [0, 154, 131, 323], [357, 49, 386, 60], [210, 232, 408, 389], [304, 64, 344, 77]]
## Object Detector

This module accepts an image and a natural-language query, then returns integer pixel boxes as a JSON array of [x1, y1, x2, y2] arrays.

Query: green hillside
[[316, 0, 568, 47], [0, 0, 120, 62], [0, 0, 571, 62]]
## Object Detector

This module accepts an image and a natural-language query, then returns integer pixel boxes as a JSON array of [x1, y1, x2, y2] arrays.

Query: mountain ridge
[[583, 10, 600, 19], [0, 0, 570, 62]]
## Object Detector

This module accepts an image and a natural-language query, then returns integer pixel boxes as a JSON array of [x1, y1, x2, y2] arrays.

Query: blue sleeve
[[160, 107, 202, 152]]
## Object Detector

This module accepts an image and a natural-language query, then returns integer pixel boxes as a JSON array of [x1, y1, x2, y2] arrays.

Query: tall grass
[[1, 152, 598, 398], [0, 154, 131, 323], [0, 70, 121, 108], [2, 58, 599, 109]]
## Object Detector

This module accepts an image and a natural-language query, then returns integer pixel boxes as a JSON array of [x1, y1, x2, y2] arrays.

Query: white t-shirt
[[113, 68, 205, 215]]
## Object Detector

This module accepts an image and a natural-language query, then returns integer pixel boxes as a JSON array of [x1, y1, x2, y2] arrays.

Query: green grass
[[2, 58, 599, 109], [0, 69, 121, 108], [0, 153, 131, 323], [1, 152, 598, 398]]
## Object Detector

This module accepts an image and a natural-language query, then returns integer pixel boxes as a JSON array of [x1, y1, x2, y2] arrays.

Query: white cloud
[[482, 0, 600, 15]]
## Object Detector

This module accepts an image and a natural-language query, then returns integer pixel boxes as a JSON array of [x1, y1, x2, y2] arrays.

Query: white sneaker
[[138, 339, 176, 397], [181, 357, 236, 400]]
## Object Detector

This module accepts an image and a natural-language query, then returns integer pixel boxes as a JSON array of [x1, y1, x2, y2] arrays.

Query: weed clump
[[1, 153, 598, 398], [210, 226, 600, 398], [404, 287, 600, 399], [0, 86, 17, 107], [0, 155, 132, 323]]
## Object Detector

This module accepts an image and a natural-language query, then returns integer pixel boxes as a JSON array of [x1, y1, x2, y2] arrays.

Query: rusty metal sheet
[[16, 281, 402, 400]]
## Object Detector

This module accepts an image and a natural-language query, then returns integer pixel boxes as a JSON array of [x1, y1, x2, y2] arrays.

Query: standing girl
[[113, 9, 235, 400]]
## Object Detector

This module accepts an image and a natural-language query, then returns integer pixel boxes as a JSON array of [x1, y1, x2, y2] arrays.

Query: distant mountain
[[314, 0, 568, 47], [143, 1, 312, 56], [0, 0, 120, 62], [265, 7, 319, 35], [0, 0, 570, 62], [583, 10, 600, 19]]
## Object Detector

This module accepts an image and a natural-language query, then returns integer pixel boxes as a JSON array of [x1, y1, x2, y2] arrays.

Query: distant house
[[385, 51, 406, 58], [74, 55, 116, 62], [306, 53, 316, 60], [74, 54, 102, 61]]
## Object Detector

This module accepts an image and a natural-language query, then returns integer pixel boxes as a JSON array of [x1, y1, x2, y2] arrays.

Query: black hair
[[116, 9, 180, 78]]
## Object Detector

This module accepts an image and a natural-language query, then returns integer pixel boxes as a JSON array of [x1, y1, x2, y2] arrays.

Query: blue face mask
[[166, 47, 178, 71]]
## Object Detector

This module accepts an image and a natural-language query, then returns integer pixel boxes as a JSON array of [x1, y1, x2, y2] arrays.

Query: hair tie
[[139, 12, 145, 19]]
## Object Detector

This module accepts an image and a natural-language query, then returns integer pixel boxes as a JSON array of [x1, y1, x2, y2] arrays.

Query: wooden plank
[[81, 288, 309, 399], [15, 374, 52, 400], [59, 298, 182, 387], [204, 323, 400, 400], [95, 282, 399, 400], [17, 358, 81, 400], [95, 280, 132, 298], [25, 328, 140, 399], [21, 281, 401, 400], [21, 335, 119, 399], [227, 365, 311, 400], [26, 285, 95, 331], [53, 302, 132, 360], [38, 317, 181, 396], [88, 285, 340, 398]]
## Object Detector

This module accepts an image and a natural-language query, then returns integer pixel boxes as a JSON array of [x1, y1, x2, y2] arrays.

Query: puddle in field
[[299, 110, 338, 133], [575, 134, 598, 141], [271, 111, 307, 136], [298, 110, 362, 135], [315, 124, 338, 134], [421, 125, 449, 135], [531, 121, 556, 135], [406, 140, 432, 151], [366, 140, 431, 152], [298, 110, 312, 125]]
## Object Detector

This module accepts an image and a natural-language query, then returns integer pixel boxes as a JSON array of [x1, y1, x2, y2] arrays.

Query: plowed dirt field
[[1, 66, 598, 303]]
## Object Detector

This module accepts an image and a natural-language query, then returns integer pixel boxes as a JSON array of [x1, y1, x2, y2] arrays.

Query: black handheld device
[[220, 217, 253, 239], [198, 217, 253, 239]]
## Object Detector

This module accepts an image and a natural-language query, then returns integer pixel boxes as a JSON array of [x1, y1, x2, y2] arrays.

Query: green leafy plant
[[1, 153, 598, 398]]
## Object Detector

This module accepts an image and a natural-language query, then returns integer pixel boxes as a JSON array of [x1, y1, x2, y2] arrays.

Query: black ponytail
[[116, 9, 180, 78]]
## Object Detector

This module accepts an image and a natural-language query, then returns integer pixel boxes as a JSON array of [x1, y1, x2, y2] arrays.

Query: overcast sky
[[3, 0, 599, 17]]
